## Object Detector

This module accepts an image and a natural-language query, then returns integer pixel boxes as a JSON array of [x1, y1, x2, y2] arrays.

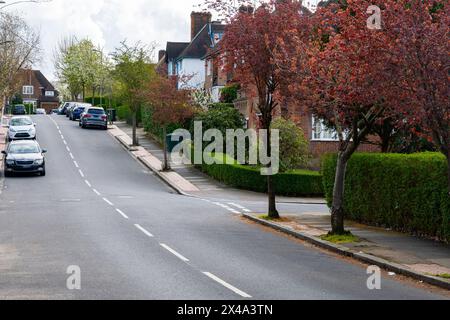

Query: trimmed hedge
[[198, 154, 323, 197], [322, 152, 450, 241]]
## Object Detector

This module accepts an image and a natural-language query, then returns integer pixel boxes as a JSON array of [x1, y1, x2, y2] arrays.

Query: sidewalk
[[114, 122, 326, 204], [244, 211, 450, 289]]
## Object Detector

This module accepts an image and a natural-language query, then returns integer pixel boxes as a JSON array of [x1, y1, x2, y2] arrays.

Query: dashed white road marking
[[63, 140, 67, 145], [160, 244, 189, 262], [103, 197, 114, 206], [85, 180, 92, 188], [93, 189, 101, 196], [116, 209, 129, 219], [203, 272, 252, 298], [73, 161, 79, 168], [66, 146, 71, 152], [134, 224, 154, 238], [78, 169, 85, 178], [229, 203, 251, 213], [69, 153, 74, 159]]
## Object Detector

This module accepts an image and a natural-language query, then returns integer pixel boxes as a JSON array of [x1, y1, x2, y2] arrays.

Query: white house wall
[[177, 58, 205, 90]]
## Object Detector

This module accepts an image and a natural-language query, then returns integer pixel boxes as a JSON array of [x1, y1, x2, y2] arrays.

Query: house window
[[45, 91, 54, 97], [23, 86, 34, 95], [312, 116, 339, 141]]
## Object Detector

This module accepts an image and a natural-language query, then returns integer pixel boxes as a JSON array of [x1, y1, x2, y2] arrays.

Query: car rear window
[[87, 109, 105, 115], [14, 106, 25, 110]]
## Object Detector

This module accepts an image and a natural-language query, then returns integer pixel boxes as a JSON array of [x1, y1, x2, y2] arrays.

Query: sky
[[3, 0, 203, 81], [2, 0, 320, 82]]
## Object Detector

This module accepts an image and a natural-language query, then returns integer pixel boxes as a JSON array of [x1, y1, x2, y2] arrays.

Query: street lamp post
[[92, 48, 104, 107]]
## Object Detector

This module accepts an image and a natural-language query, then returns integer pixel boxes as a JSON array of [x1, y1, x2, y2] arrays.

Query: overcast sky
[[4, 0, 203, 81], [3, 0, 319, 82]]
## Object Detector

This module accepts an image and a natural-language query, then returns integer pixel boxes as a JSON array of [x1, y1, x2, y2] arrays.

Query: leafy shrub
[[322, 152, 449, 241], [220, 84, 239, 103], [191, 103, 244, 138], [271, 118, 310, 172], [198, 153, 323, 196], [116, 104, 142, 125]]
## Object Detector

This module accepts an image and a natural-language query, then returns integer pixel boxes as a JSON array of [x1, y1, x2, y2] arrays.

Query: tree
[[208, 0, 303, 218], [111, 41, 156, 146], [386, 0, 449, 194], [0, 12, 40, 107], [285, 0, 403, 234], [271, 118, 310, 172], [141, 75, 193, 171]]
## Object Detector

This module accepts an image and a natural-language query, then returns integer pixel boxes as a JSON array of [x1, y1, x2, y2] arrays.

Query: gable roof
[[34, 70, 55, 91], [177, 23, 226, 61], [165, 42, 189, 63]]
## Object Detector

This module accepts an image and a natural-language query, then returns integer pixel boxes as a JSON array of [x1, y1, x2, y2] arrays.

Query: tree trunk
[[447, 149, 450, 197], [132, 110, 138, 146], [162, 125, 170, 171], [331, 152, 349, 235], [267, 175, 279, 218], [265, 118, 279, 219]]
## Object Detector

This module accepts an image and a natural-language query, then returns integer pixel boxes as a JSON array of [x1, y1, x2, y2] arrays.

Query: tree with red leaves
[[141, 75, 193, 171], [284, 0, 404, 234], [385, 0, 449, 193], [207, 0, 305, 218]]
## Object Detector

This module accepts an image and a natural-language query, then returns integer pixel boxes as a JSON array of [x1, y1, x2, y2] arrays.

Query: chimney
[[191, 12, 212, 40], [158, 50, 166, 62]]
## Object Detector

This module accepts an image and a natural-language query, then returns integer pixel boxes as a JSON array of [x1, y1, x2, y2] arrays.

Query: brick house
[[14, 69, 60, 113]]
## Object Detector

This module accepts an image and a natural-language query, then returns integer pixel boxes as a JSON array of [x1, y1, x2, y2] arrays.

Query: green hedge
[[322, 152, 450, 241], [198, 154, 323, 197]]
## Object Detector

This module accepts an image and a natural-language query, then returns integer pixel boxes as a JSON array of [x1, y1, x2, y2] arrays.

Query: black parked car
[[2, 140, 47, 177], [12, 104, 26, 115]]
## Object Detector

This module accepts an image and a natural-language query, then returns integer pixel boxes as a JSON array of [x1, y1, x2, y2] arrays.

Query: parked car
[[2, 140, 47, 177], [58, 102, 71, 115], [79, 107, 108, 130], [35, 108, 46, 115], [69, 103, 91, 121], [12, 104, 26, 115], [51, 109, 59, 114], [7, 116, 36, 141], [66, 102, 77, 117]]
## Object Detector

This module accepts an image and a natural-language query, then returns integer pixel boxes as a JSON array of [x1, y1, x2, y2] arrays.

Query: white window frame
[[23, 85, 34, 95], [311, 116, 339, 141], [45, 91, 54, 97]]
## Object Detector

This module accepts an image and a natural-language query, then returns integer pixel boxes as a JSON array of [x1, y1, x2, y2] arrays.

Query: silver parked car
[[79, 107, 108, 130]]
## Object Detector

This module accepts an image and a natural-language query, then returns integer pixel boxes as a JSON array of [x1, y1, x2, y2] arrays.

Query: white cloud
[[3, 0, 202, 81]]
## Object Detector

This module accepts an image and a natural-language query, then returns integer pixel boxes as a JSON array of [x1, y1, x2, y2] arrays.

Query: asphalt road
[[0, 114, 446, 300]]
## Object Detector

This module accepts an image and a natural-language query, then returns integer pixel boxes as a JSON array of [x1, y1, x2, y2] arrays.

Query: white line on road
[[103, 197, 114, 206], [203, 272, 252, 298], [66, 146, 71, 152], [85, 180, 91, 188], [160, 244, 189, 262], [116, 208, 129, 219], [229, 203, 251, 213], [93, 189, 101, 196], [73, 161, 79, 168], [78, 169, 85, 178], [134, 224, 154, 238], [69, 153, 74, 159], [63, 140, 67, 145]]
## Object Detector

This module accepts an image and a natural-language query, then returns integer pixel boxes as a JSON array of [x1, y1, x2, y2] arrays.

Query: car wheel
[[41, 170, 46, 176]]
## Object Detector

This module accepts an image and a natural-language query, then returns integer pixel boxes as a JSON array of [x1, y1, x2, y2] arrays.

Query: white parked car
[[35, 108, 46, 115], [7, 116, 36, 141]]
